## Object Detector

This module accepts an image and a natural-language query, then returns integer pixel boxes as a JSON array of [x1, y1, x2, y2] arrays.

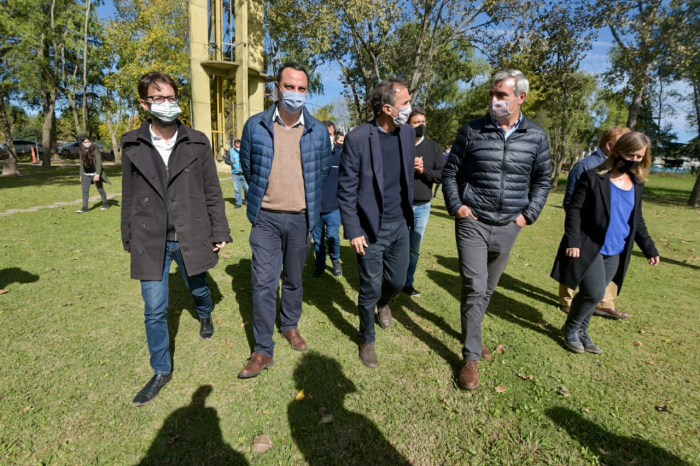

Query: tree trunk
[[0, 94, 20, 176], [105, 107, 121, 164], [81, 0, 91, 135], [687, 82, 700, 207], [627, 78, 648, 130], [41, 92, 56, 167], [689, 173, 700, 208], [552, 92, 568, 191]]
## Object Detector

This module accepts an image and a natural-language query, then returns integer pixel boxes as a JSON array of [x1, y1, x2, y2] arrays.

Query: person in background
[[224, 138, 248, 209], [121, 71, 231, 406], [402, 107, 445, 297], [442, 69, 552, 390], [310, 120, 343, 278], [433, 145, 450, 199], [558, 126, 632, 319], [338, 77, 415, 368], [551, 132, 659, 354], [335, 131, 345, 150], [238, 62, 332, 378], [77, 135, 111, 213]]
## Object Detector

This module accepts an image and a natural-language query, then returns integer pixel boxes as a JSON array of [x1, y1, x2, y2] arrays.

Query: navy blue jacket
[[563, 148, 606, 206], [240, 105, 332, 231], [321, 144, 342, 213], [338, 120, 415, 243]]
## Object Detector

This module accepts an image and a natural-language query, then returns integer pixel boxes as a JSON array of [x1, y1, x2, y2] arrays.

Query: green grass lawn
[[1, 166, 699, 465]]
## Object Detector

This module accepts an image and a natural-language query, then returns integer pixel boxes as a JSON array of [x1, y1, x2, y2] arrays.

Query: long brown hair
[[79, 135, 96, 167], [598, 132, 652, 182]]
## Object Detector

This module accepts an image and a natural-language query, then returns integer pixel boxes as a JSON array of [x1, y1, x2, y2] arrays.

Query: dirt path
[[0, 193, 120, 217]]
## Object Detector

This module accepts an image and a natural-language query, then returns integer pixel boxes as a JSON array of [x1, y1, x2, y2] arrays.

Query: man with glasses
[[121, 72, 232, 405]]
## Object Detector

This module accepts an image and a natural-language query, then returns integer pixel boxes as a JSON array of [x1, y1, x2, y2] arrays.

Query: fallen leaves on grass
[[635, 341, 643, 346], [221, 254, 231, 260], [496, 345, 506, 355], [295, 389, 306, 401], [558, 387, 571, 398], [23, 406, 31, 413], [167, 434, 181, 444], [639, 329, 646, 334], [518, 373, 535, 380], [253, 434, 272, 453], [240, 322, 248, 328], [0, 289, 8, 295], [495, 385, 507, 393], [226, 338, 233, 349], [319, 407, 334, 424], [656, 406, 669, 412], [582, 407, 590, 413]]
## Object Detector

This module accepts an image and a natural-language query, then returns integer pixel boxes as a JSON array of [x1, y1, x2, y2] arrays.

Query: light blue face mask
[[150, 101, 182, 123], [278, 90, 306, 114]]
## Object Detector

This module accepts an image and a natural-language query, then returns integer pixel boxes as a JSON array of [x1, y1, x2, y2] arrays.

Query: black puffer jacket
[[442, 114, 552, 226]]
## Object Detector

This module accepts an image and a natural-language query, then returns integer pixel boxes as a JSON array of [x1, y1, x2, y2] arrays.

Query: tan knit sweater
[[262, 121, 306, 212]]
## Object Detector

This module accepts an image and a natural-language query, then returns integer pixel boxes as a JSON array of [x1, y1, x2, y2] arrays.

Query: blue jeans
[[140, 241, 213, 375], [405, 202, 431, 287], [312, 210, 341, 270], [232, 172, 248, 206]]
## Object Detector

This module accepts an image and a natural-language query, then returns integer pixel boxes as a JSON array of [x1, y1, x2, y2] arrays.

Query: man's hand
[[212, 241, 227, 252], [350, 236, 368, 256], [565, 248, 580, 258], [414, 157, 424, 173], [455, 205, 477, 219], [648, 256, 660, 266], [515, 214, 527, 227], [93, 175, 100, 182]]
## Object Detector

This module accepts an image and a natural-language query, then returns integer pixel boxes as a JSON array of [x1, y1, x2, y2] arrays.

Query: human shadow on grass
[[225, 259, 255, 352], [89, 198, 120, 211], [547, 407, 689, 466], [166, 272, 222, 373], [426, 268, 564, 348], [631, 250, 699, 271], [288, 351, 411, 465], [0, 267, 39, 289], [0, 166, 85, 190], [136, 385, 249, 466]]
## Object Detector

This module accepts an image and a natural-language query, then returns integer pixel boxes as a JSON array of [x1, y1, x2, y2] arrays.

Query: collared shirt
[[492, 113, 522, 141], [273, 105, 305, 129], [149, 124, 178, 166]]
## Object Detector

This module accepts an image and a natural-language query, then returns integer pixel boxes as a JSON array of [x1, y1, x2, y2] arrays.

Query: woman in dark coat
[[551, 132, 660, 354], [77, 135, 111, 213]]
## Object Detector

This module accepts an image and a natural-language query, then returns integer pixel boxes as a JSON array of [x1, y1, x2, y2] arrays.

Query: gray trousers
[[455, 216, 522, 360], [565, 254, 620, 333], [357, 220, 410, 344], [250, 210, 310, 358], [81, 174, 107, 210]]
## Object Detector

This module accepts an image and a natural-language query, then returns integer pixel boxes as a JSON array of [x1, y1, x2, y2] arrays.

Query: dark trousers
[[249, 210, 310, 358], [357, 220, 410, 344], [565, 254, 620, 333], [456, 217, 522, 360], [81, 174, 107, 210], [312, 209, 341, 269]]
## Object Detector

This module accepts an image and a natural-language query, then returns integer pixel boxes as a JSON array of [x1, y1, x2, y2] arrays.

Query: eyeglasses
[[146, 95, 178, 104]]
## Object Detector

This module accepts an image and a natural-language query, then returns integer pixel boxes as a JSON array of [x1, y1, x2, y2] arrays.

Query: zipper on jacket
[[496, 133, 507, 217]]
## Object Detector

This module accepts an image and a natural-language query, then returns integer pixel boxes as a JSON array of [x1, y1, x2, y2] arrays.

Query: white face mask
[[488, 96, 518, 122], [82, 142, 92, 148], [150, 101, 182, 123], [389, 104, 412, 127]]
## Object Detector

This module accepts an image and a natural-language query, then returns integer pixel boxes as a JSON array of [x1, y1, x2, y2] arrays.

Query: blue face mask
[[278, 90, 306, 114]]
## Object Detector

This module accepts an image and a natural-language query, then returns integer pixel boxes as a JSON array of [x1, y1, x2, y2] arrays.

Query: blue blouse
[[601, 182, 635, 256]]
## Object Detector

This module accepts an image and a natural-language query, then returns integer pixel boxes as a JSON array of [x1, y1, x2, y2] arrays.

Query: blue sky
[[96, 2, 695, 143]]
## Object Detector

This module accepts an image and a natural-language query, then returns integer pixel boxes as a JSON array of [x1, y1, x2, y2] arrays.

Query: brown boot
[[481, 344, 493, 361], [559, 305, 571, 314], [282, 328, 308, 351], [594, 307, 630, 319], [359, 343, 378, 367], [377, 305, 392, 329], [238, 352, 274, 379], [458, 359, 479, 390]]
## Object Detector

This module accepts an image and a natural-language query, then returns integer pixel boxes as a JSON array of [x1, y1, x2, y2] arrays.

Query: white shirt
[[273, 105, 305, 128], [149, 124, 178, 166]]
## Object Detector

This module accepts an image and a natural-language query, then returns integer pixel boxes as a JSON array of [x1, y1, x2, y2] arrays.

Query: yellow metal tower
[[187, 0, 270, 160]]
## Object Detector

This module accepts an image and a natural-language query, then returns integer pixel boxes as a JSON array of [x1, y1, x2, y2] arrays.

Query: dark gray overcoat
[[551, 169, 658, 293], [121, 121, 232, 280]]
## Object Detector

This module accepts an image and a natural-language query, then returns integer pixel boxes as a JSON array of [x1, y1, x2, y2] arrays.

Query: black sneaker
[[132, 373, 173, 406], [310, 268, 324, 279], [579, 330, 602, 354], [200, 317, 215, 339], [561, 325, 584, 353], [234, 204, 242, 209], [101, 204, 110, 211], [332, 261, 343, 277], [76, 208, 89, 214], [402, 286, 421, 297]]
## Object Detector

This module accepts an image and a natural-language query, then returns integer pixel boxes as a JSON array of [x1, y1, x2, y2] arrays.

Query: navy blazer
[[338, 120, 415, 243]]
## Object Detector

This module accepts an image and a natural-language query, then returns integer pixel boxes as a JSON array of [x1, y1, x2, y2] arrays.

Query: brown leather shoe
[[377, 305, 392, 329], [238, 352, 274, 379], [559, 305, 571, 314], [282, 328, 308, 351], [594, 307, 630, 319], [359, 342, 378, 367], [482, 344, 493, 361], [458, 359, 479, 390]]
